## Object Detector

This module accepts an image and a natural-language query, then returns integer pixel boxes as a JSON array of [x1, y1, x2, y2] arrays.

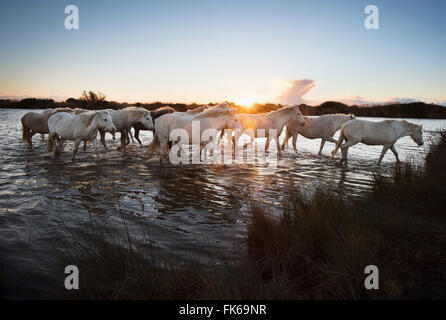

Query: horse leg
[[83, 141, 88, 151], [275, 136, 281, 157], [53, 136, 63, 155], [124, 130, 130, 146], [318, 139, 326, 156], [390, 144, 400, 163], [22, 127, 32, 149], [377, 145, 391, 165], [292, 134, 298, 152], [264, 135, 270, 153], [216, 129, 223, 145], [200, 144, 207, 163], [159, 140, 168, 163], [47, 133, 57, 155], [72, 140, 81, 161], [27, 132, 33, 149], [326, 136, 338, 144], [92, 138, 99, 160], [40, 133, 44, 141], [324, 136, 339, 155], [117, 132, 126, 151], [124, 130, 130, 145], [232, 135, 237, 154], [340, 140, 357, 164], [341, 147, 349, 164], [134, 128, 142, 145], [126, 130, 131, 144], [58, 138, 65, 153], [28, 131, 36, 149], [281, 129, 290, 151], [99, 130, 108, 151]]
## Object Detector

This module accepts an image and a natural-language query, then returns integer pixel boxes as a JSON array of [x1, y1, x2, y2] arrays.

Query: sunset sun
[[233, 96, 260, 107]]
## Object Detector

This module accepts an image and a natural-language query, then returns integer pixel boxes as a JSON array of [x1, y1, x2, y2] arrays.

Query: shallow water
[[1, 108, 445, 298]]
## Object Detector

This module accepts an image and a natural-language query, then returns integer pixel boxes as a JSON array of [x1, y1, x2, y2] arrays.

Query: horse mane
[[187, 105, 208, 113], [51, 107, 73, 115], [264, 105, 298, 115], [73, 108, 89, 115], [41, 109, 54, 115], [194, 104, 233, 118], [151, 106, 175, 118], [79, 111, 97, 127], [124, 106, 147, 119], [154, 106, 175, 112], [401, 119, 421, 130]]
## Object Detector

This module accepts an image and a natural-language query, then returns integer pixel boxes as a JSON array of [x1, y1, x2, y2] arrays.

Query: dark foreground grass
[[56, 132, 446, 299]]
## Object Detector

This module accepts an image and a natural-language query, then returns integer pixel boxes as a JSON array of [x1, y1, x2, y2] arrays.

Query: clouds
[[275, 79, 316, 105], [338, 96, 378, 105]]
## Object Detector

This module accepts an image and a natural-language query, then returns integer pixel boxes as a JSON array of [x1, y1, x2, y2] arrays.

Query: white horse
[[99, 107, 154, 151], [47, 111, 116, 160], [281, 114, 355, 155], [21, 108, 73, 148], [145, 103, 242, 162], [331, 119, 424, 164], [219, 105, 306, 155]]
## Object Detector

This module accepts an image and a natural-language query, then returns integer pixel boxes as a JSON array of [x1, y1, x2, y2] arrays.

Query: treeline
[[245, 101, 446, 118], [0, 97, 206, 112], [299, 101, 446, 119], [1, 96, 446, 119]]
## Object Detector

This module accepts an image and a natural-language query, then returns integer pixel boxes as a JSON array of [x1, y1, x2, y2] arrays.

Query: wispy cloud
[[275, 79, 316, 105]]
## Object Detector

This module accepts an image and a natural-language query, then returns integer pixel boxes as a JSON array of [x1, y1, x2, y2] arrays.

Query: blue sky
[[0, 0, 445, 105]]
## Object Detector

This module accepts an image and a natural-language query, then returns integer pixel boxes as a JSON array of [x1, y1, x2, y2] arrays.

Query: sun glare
[[233, 96, 259, 107]]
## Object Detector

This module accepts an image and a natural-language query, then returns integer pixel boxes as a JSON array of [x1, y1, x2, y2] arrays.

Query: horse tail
[[331, 128, 345, 158], [145, 133, 159, 157], [47, 134, 55, 153]]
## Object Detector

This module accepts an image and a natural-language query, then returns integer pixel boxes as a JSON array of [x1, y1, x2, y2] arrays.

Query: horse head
[[130, 108, 153, 131], [95, 111, 116, 133], [410, 124, 424, 146], [290, 105, 306, 127], [226, 112, 243, 131], [140, 111, 154, 130]]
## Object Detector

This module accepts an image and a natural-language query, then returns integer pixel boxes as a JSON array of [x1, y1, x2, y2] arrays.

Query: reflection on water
[[1, 109, 445, 298]]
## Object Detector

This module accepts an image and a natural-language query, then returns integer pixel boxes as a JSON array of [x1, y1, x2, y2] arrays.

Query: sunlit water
[[1, 109, 445, 298]]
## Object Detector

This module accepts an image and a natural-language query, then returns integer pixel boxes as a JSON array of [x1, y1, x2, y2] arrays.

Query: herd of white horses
[[21, 102, 424, 164]]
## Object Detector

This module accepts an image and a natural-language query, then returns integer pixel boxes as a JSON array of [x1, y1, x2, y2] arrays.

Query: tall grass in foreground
[[56, 132, 446, 299]]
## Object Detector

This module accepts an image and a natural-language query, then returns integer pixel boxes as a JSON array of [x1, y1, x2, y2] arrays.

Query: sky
[[0, 0, 445, 105]]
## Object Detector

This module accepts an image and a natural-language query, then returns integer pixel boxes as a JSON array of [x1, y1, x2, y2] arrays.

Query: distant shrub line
[[1, 97, 446, 119]]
